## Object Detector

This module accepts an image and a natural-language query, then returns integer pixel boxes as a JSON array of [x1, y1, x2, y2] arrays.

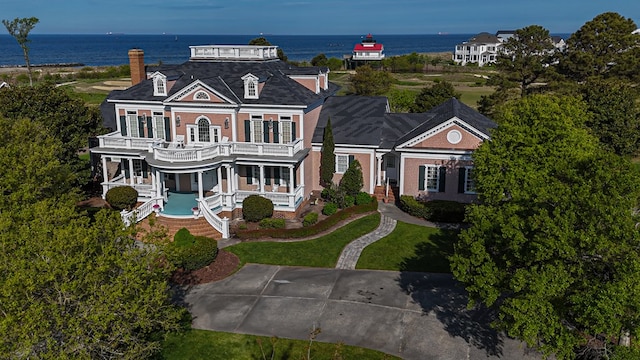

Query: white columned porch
[[376, 154, 383, 186], [128, 159, 135, 185], [259, 165, 265, 193], [197, 171, 204, 200]]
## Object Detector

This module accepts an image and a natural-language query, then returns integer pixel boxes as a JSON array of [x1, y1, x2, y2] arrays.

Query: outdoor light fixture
[[176, 115, 181, 127], [224, 117, 229, 129], [268, 118, 273, 129], [141, 114, 147, 125]]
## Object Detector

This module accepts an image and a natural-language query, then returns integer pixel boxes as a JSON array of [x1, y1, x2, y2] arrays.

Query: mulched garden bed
[[171, 250, 240, 286]]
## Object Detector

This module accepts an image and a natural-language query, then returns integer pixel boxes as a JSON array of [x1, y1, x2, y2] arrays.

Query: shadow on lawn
[[396, 230, 505, 357]]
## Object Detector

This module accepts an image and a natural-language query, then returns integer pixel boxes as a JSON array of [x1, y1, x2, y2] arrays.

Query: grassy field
[[356, 221, 459, 273], [160, 329, 399, 360], [227, 213, 380, 268]]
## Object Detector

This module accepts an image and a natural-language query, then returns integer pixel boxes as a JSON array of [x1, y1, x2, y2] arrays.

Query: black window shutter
[[263, 121, 270, 143], [142, 160, 148, 178], [265, 168, 271, 185], [273, 122, 279, 143], [246, 166, 253, 185], [120, 116, 127, 136], [438, 167, 446, 192], [147, 117, 154, 138], [292, 122, 297, 141], [244, 120, 251, 142], [164, 117, 171, 141], [458, 168, 466, 193], [123, 159, 130, 178], [418, 166, 425, 191], [137, 116, 145, 138], [274, 167, 281, 185], [348, 155, 355, 165]]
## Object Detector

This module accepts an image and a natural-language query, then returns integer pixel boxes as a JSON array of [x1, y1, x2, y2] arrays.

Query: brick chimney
[[128, 48, 145, 86]]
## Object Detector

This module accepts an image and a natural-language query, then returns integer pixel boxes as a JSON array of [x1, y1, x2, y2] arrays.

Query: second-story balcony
[[97, 131, 305, 162]]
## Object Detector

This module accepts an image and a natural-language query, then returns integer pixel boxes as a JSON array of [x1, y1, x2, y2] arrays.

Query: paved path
[[185, 264, 542, 360], [335, 214, 397, 269]]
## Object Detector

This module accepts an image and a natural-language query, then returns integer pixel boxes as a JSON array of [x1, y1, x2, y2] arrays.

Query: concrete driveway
[[184, 264, 541, 360]]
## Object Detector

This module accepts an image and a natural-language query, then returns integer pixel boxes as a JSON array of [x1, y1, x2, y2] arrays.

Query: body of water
[[0, 33, 571, 67], [0, 34, 476, 67]]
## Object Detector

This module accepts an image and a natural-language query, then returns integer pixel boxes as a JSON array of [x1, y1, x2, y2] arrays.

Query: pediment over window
[[398, 119, 486, 150], [164, 80, 235, 104], [241, 73, 259, 99]]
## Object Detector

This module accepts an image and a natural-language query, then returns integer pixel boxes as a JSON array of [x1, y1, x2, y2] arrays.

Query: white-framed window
[[280, 116, 292, 144], [153, 111, 165, 140], [242, 74, 259, 99], [195, 91, 210, 100], [425, 166, 439, 191], [463, 166, 476, 194], [336, 154, 350, 174], [251, 115, 263, 143], [153, 75, 167, 96], [187, 117, 220, 144], [127, 110, 139, 138]]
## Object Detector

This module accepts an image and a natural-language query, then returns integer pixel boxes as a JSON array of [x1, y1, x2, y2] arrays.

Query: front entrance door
[[385, 154, 398, 183]]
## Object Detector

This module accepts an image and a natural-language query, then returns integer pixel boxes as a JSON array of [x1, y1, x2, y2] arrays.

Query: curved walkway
[[335, 214, 396, 269]]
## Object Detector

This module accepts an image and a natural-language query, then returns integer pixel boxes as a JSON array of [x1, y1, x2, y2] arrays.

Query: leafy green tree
[[350, 65, 393, 96], [339, 159, 364, 196], [2, 17, 39, 86], [248, 36, 288, 62], [320, 118, 335, 187], [559, 12, 640, 82], [581, 78, 640, 156], [387, 88, 417, 112], [451, 94, 640, 359], [0, 116, 187, 359], [311, 53, 328, 67], [411, 80, 461, 112], [326, 57, 343, 71], [496, 25, 555, 97], [0, 83, 100, 183]]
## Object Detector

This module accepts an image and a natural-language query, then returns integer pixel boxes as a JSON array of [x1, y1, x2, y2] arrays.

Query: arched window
[[198, 118, 210, 142], [195, 91, 210, 100]]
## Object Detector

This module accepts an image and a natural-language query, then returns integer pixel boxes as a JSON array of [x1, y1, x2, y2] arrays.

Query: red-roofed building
[[347, 34, 385, 69]]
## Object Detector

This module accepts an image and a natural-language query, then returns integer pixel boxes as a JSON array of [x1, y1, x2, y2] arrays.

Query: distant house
[[346, 34, 385, 69], [454, 30, 566, 66], [453, 32, 502, 66], [93, 43, 495, 238]]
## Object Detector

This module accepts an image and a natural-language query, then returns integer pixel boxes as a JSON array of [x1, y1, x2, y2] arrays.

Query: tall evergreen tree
[[339, 159, 364, 197], [320, 118, 335, 187]]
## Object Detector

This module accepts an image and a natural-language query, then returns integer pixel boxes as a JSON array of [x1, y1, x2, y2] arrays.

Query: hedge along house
[[93, 45, 338, 237], [311, 96, 496, 203]]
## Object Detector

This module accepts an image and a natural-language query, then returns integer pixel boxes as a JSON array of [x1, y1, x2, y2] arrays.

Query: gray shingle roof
[[106, 59, 339, 108], [315, 96, 496, 150]]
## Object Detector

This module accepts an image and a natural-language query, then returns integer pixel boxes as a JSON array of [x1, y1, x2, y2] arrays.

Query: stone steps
[[138, 215, 222, 240], [374, 185, 399, 203]]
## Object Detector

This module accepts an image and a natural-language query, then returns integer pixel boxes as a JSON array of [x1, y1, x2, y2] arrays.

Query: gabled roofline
[[395, 117, 489, 149], [164, 79, 237, 104]]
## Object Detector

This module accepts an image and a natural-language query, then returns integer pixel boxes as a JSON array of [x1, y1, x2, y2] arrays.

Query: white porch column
[[299, 160, 304, 187], [216, 167, 222, 190], [288, 165, 295, 195], [197, 171, 204, 200], [151, 170, 156, 192], [128, 159, 135, 185], [225, 165, 232, 192], [155, 170, 162, 198], [376, 154, 383, 186], [101, 156, 108, 184], [259, 165, 265, 193], [232, 165, 238, 192]]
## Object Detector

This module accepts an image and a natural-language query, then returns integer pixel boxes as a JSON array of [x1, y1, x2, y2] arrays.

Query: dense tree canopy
[[350, 65, 393, 96], [559, 12, 640, 82], [451, 95, 640, 359], [411, 80, 460, 112], [248, 36, 288, 62], [495, 25, 555, 97], [0, 83, 101, 183]]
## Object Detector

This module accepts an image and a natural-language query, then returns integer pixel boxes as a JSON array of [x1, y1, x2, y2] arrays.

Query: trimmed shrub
[[424, 200, 467, 223], [302, 212, 318, 227], [242, 195, 274, 222], [320, 187, 334, 200], [259, 218, 286, 229], [355, 192, 373, 205], [344, 195, 355, 208], [339, 160, 364, 196], [322, 202, 338, 216], [168, 228, 218, 271], [105, 186, 138, 210], [398, 195, 431, 219]]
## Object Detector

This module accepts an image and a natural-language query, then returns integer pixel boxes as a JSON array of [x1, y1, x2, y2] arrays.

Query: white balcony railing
[[235, 185, 304, 208], [98, 131, 161, 150], [197, 199, 229, 238]]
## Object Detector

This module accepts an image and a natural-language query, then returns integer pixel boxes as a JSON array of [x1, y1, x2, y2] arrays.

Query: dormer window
[[241, 73, 259, 99], [153, 74, 167, 96]]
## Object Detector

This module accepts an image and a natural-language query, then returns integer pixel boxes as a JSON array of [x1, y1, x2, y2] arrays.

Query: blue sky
[[3, 0, 638, 35]]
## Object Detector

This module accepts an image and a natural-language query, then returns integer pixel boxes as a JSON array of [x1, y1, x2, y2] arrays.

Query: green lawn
[[227, 213, 380, 268], [356, 221, 459, 273], [160, 329, 399, 359]]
